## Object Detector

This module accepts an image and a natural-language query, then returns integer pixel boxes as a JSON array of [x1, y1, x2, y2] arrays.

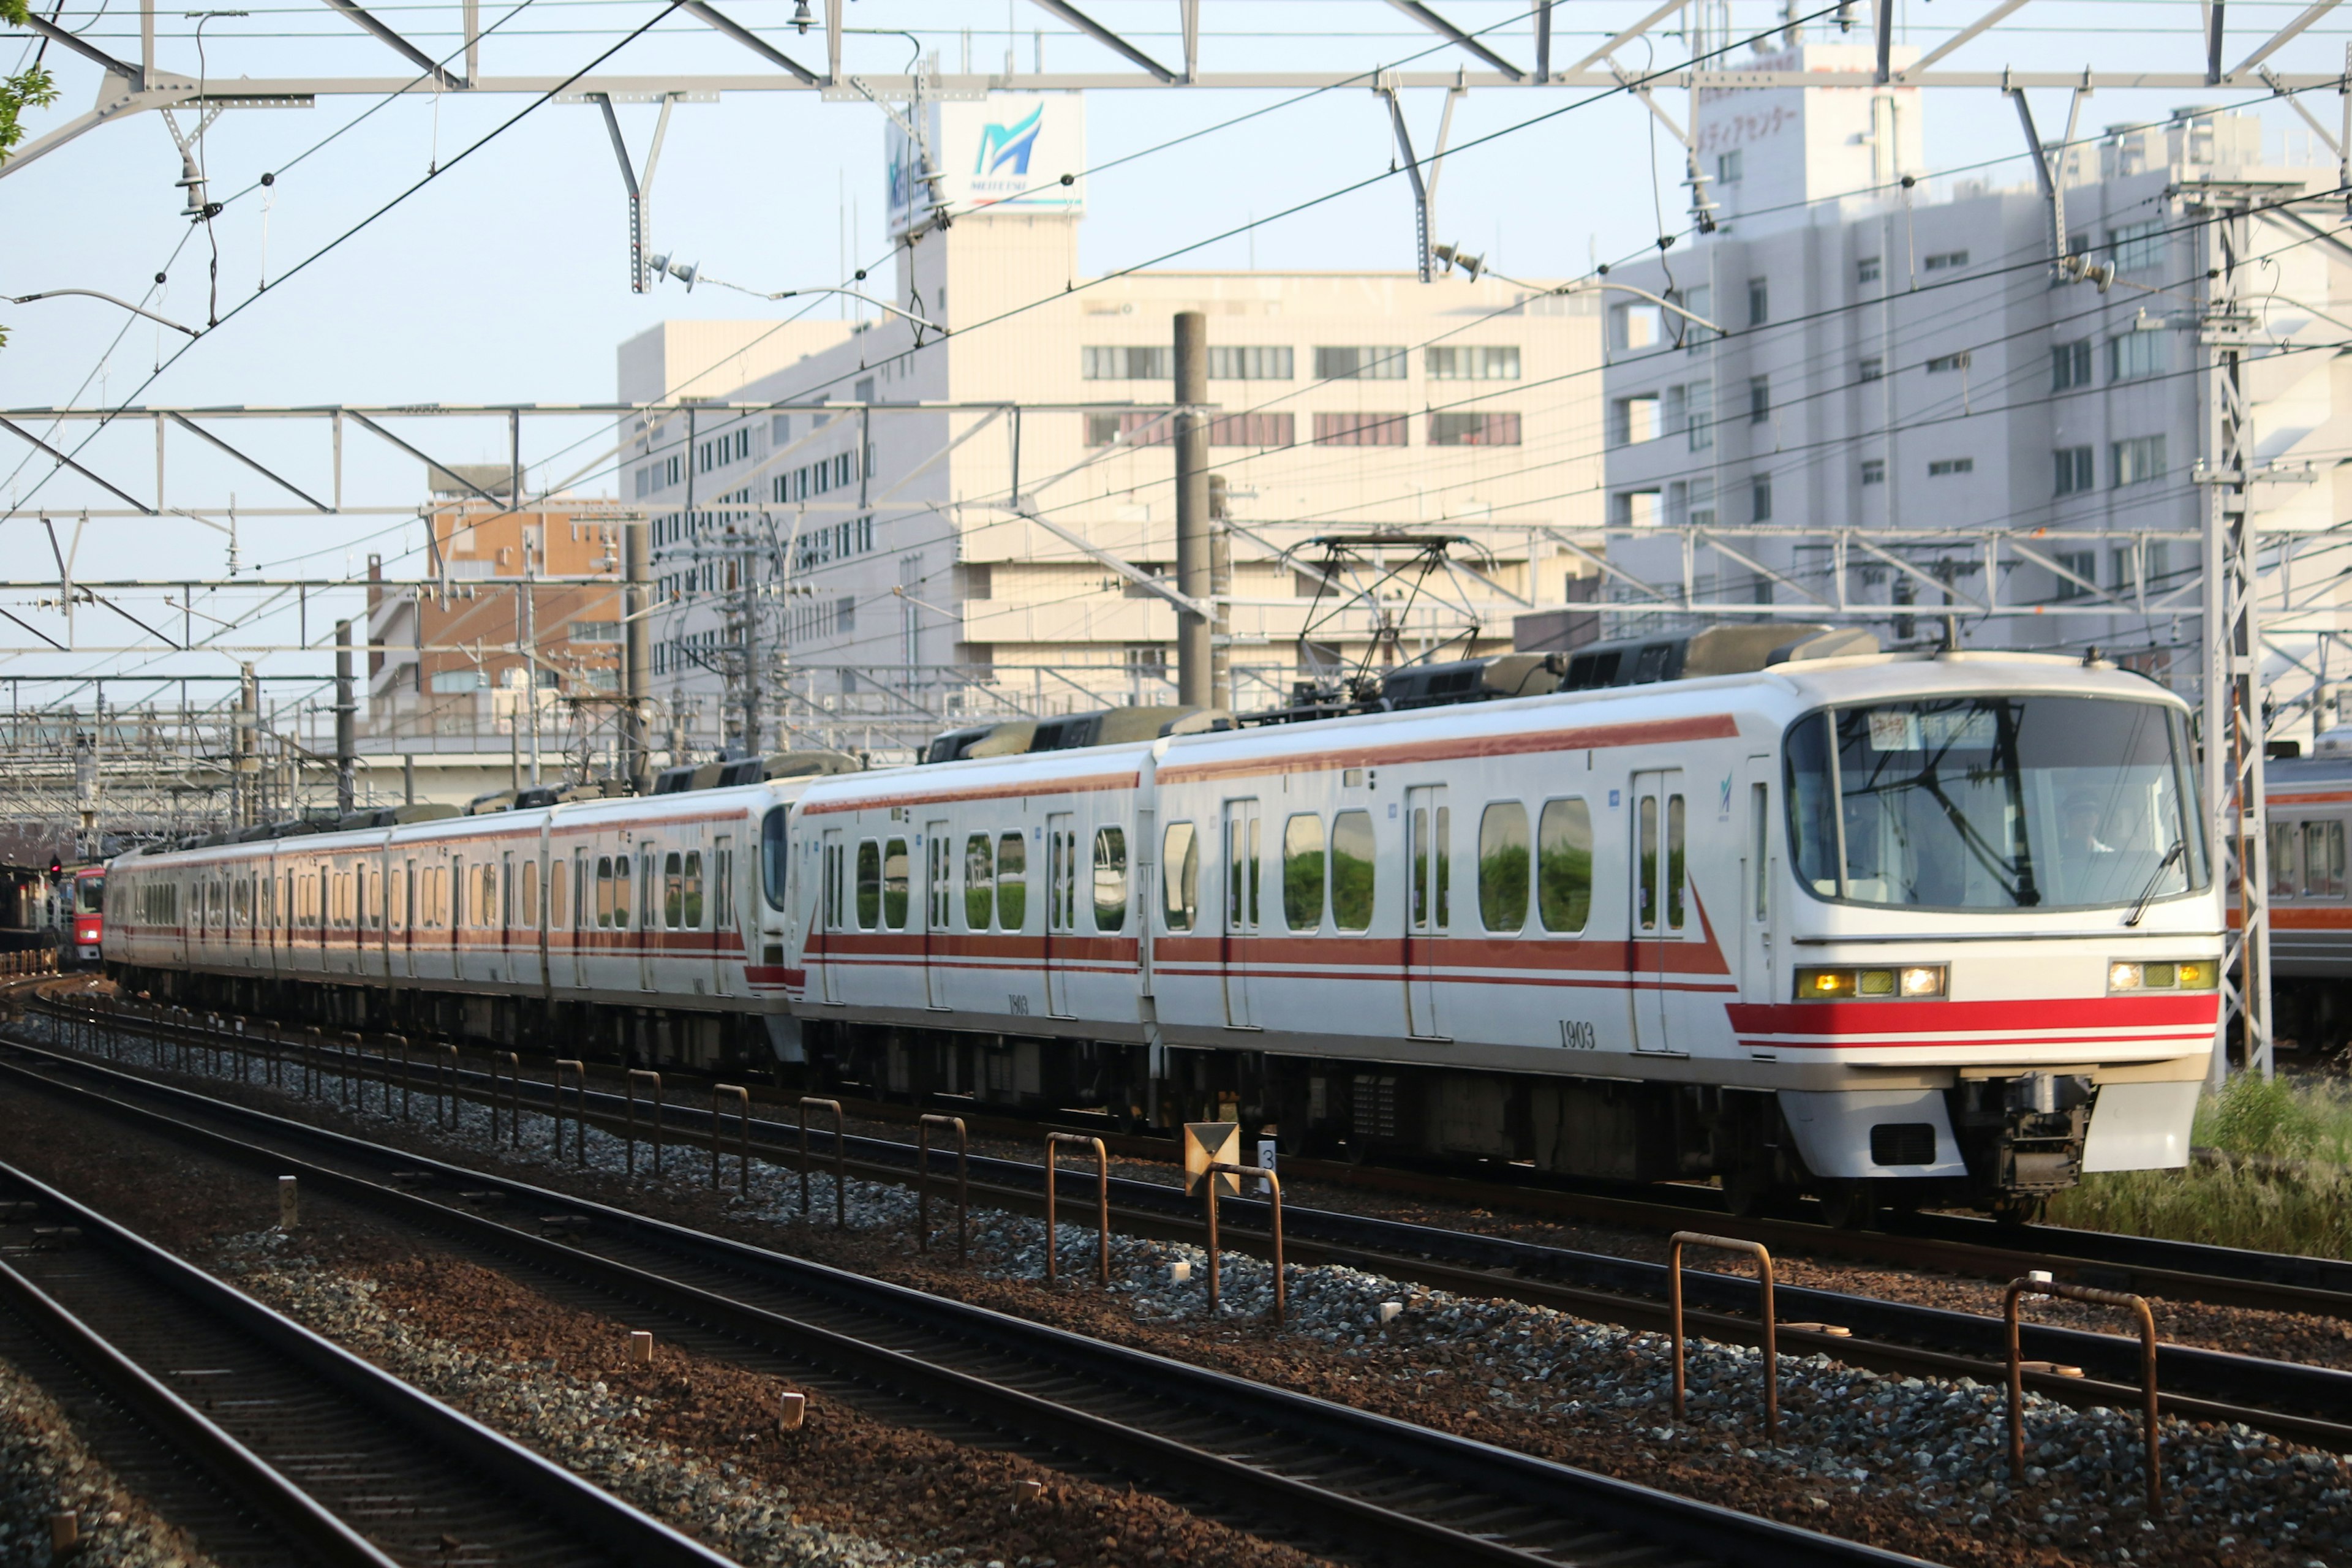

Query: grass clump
[[2045, 1072, 2352, 1261]]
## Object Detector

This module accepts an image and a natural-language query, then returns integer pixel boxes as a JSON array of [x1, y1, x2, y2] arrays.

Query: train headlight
[[2111, 959, 2219, 993], [1795, 964, 1945, 1001], [1899, 965, 1947, 997]]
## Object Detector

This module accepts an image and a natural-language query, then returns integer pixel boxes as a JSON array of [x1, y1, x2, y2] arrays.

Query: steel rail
[[0, 1158, 746, 1568], [0, 1041, 1932, 1568], [19, 1008, 2352, 1457]]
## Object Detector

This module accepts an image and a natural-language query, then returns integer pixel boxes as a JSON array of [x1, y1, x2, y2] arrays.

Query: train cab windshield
[[1786, 696, 2207, 911], [74, 875, 104, 914]]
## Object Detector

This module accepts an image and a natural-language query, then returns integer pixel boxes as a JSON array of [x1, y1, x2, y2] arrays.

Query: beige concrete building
[[620, 92, 1604, 760]]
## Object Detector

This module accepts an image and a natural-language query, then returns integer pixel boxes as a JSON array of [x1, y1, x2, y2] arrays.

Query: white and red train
[[104, 647, 2223, 1219]]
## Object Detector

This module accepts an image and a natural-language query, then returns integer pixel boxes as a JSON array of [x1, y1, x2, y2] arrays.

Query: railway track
[[0, 1033, 1940, 1568], [14, 996, 2352, 1459], [0, 1158, 742, 1568], [41, 979, 2347, 1321]]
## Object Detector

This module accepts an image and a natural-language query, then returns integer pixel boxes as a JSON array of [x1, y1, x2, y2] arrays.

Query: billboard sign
[[888, 92, 1086, 236]]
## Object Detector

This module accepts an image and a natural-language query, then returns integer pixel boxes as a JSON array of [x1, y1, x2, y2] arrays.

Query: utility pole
[[1208, 472, 1232, 710], [622, 519, 652, 792], [1174, 311, 1211, 709], [334, 620, 357, 813], [2195, 184, 2272, 1083], [739, 530, 763, 758], [521, 532, 541, 788], [232, 663, 258, 828]]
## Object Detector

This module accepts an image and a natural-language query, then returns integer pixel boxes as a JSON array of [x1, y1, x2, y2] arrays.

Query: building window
[[2052, 340, 2093, 391], [1207, 345, 1294, 380], [1612, 490, 1662, 528], [1857, 256, 1881, 284], [1313, 345, 1406, 380], [1312, 412, 1409, 446], [1752, 475, 1773, 522], [1668, 284, 1714, 347], [2108, 329, 2166, 382], [1677, 380, 1713, 451], [1923, 250, 1970, 271], [1926, 352, 1972, 372], [429, 669, 484, 694], [2112, 434, 2167, 487], [2054, 445, 2095, 496], [1717, 149, 1743, 184], [1208, 412, 1294, 447], [1610, 394, 1660, 447], [1747, 277, 1769, 325], [1081, 345, 1172, 380], [1668, 476, 1716, 528], [835, 596, 856, 636], [2053, 551, 2098, 600], [2109, 221, 2166, 274], [1858, 356, 1883, 382], [570, 620, 621, 643], [1425, 345, 1520, 380], [1861, 459, 1885, 486], [1928, 458, 1975, 476], [1429, 411, 1521, 446], [1748, 375, 1770, 423]]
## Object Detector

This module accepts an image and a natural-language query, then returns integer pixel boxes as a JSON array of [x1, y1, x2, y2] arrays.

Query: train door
[[1629, 769, 1688, 1053], [924, 820, 952, 1009], [709, 835, 733, 998], [1221, 799, 1260, 1028], [1740, 755, 1777, 1004], [1404, 784, 1450, 1039], [638, 844, 658, 993], [818, 828, 845, 1004], [1044, 812, 1079, 1017]]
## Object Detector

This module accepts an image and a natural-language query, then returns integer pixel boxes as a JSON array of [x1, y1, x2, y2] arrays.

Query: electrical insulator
[[176, 149, 211, 221]]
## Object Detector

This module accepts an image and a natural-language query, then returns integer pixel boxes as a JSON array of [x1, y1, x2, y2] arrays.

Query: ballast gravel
[[40, 1017, 2352, 1568], [0, 1350, 217, 1568]]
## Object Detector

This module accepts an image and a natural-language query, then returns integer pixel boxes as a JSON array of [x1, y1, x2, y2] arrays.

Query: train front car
[[1738, 653, 2218, 1222], [69, 866, 107, 967]]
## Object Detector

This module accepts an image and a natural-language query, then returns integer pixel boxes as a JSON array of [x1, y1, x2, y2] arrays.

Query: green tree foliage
[[3, 0, 63, 347]]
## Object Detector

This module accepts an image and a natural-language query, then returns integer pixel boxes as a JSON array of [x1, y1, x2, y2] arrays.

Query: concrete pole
[[333, 620, 356, 814], [622, 521, 652, 792], [233, 663, 258, 828], [1208, 472, 1232, 711], [1174, 311, 1211, 709]]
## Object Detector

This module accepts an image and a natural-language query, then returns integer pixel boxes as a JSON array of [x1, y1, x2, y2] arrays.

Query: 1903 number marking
[[1559, 1019, 1597, 1050]]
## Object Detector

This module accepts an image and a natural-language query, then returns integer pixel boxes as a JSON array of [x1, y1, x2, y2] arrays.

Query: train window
[[1330, 810, 1376, 932], [683, 851, 704, 929], [550, 858, 567, 930], [712, 838, 733, 929], [2305, 821, 2345, 899], [997, 831, 1028, 930], [611, 853, 631, 930], [1751, 783, 1770, 922], [595, 856, 613, 929], [1282, 813, 1325, 930], [2271, 824, 2301, 899], [452, 859, 467, 930], [640, 851, 656, 930], [390, 866, 405, 930], [1477, 803, 1529, 933], [882, 839, 909, 930], [1093, 827, 1128, 932], [1666, 794, 1687, 930], [521, 860, 538, 929], [760, 808, 790, 912], [965, 835, 995, 929], [1161, 822, 1197, 931], [1537, 799, 1594, 933], [666, 851, 687, 929], [855, 841, 881, 929]]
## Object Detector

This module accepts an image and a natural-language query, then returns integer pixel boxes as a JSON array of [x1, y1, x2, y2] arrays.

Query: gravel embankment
[[24, 1017, 2352, 1568], [0, 1351, 219, 1568]]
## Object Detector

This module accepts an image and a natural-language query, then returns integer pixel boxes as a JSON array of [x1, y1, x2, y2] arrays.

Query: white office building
[[619, 91, 1605, 761], [1601, 40, 2346, 726]]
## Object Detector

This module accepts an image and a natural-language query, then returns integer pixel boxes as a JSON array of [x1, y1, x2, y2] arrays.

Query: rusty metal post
[[916, 1114, 967, 1260], [1668, 1232, 1778, 1447], [625, 1069, 663, 1178], [713, 1085, 752, 1194], [554, 1060, 586, 1164], [391, 1035, 409, 1117], [1047, 1133, 1110, 1288], [501, 1052, 521, 1146], [301, 1027, 325, 1099], [338, 1031, 364, 1112], [2006, 1278, 2162, 1513], [1207, 1161, 1283, 1322], [437, 1042, 459, 1129], [797, 1098, 844, 1227]]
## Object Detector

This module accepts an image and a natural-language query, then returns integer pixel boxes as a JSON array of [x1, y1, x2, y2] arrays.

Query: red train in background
[[67, 865, 106, 966]]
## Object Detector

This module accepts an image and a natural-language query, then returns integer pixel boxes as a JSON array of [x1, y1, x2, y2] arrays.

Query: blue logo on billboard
[[974, 104, 1043, 175]]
